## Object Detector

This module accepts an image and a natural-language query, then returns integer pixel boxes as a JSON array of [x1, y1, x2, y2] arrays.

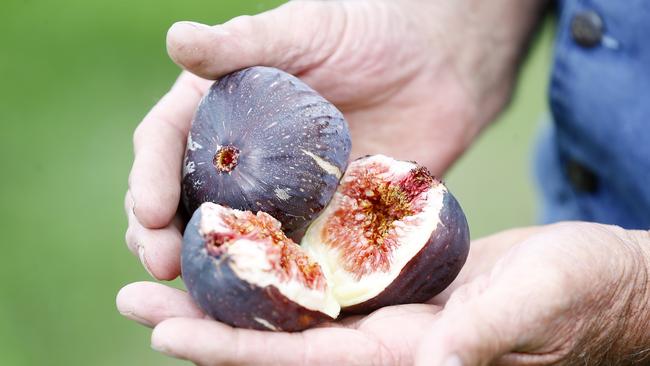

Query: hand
[[114, 227, 539, 365], [116, 281, 444, 365], [415, 222, 650, 365], [119, 222, 649, 365], [124, 0, 544, 279]]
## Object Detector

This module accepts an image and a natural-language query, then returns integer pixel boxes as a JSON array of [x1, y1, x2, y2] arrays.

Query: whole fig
[[182, 66, 351, 237]]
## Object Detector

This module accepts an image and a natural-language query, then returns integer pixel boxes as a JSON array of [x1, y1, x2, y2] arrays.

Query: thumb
[[414, 278, 522, 366], [166, 1, 346, 79]]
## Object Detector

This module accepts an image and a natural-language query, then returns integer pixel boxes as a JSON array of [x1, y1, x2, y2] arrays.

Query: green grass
[[0, 1, 552, 365]]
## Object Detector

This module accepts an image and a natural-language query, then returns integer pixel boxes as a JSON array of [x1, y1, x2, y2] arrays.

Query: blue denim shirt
[[536, 0, 650, 229]]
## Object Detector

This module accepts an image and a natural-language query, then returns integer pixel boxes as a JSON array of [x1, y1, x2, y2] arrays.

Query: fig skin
[[342, 191, 470, 314], [182, 66, 351, 237], [181, 207, 333, 332]]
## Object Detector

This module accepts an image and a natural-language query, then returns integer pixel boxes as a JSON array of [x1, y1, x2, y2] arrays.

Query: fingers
[[151, 318, 384, 366], [117, 282, 385, 365], [129, 72, 210, 229], [126, 72, 210, 278], [166, 1, 347, 79], [116, 282, 204, 327], [414, 283, 521, 366], [124, 191, 183, 280]]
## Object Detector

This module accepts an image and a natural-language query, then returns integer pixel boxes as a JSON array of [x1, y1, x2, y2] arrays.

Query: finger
[[166, 1, 346, 79], [116, 282, 204, 327], [129, 72, 211, 229], [125, 192, 183, 280], [415, 283, 522, 366], [151, 318, 387, 366]]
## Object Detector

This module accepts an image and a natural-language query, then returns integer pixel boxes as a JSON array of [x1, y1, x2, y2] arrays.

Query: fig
[[182, 155, 469, 331], [182, 202, 339, 332], [181, 66, 351, 237], [301, 155, 470, 313]]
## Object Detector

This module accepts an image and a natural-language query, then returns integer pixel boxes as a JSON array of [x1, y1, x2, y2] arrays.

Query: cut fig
[[182, 202, 340, 332], [181, 66, 351, 238], [301, 155, 470, 313], [182, 154, 470, 331]]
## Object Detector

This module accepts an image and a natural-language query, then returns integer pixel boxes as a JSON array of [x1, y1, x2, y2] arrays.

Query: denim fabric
[[536, 0, 650, 229]]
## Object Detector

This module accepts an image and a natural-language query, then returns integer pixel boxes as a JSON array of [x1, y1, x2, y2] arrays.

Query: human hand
[[115, 224, 614, 365], [415, 222, 650, 365], [125, 0, 545, 279], [115, 227, 536, 365], [117, 280, 445, 365]]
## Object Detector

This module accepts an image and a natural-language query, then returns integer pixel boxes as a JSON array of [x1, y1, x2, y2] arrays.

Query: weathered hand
[[114, 227, 533, 365], [416, 223, 650, 365], [125, 0, 542, 279], [117, 280, 444, 365]]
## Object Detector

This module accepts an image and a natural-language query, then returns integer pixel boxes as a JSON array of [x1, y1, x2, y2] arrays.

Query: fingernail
[[138, 245, 156, 278], [443, 355, 463, 366]]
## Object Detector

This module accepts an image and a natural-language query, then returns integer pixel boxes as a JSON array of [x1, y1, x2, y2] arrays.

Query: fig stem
[[213, 145, 240, 173]]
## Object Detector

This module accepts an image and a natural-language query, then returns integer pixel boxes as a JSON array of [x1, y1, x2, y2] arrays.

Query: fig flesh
[[301, 155, 470, 313], [181, 66, 351, 237]]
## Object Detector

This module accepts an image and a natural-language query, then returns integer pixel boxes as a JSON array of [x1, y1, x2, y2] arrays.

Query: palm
[[117, 279, 442, 365], [116, 227, 537, 365], [346, 304, 442, 365]]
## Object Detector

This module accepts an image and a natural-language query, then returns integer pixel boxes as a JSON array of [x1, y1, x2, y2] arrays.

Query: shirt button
[[566, 159, 598, 193], [571, 10, 604, 47]]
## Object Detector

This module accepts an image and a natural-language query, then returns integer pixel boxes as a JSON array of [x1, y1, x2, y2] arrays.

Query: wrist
[[428, 0, 549, 129]]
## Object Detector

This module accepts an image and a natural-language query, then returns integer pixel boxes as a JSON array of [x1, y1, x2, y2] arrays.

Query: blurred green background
[[0, 1, 553, 365]]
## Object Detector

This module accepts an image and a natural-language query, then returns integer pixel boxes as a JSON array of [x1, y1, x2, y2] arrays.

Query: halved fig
[[181, 66, 351, 238], [182, 202, 340, 332], [301, 155, 470, 313]]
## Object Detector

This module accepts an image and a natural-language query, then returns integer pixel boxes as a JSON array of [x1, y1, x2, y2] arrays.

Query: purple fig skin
[[181, 208, 333, 332], [182, 66, 351, 237], [342, 190, 470, 314]]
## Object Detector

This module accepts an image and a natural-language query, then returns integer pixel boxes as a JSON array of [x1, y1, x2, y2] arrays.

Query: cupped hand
[[125, 0, 521, 279], [115, 227, 537, 365], [120, 220, 650, 365], [116, 281, 443, 366], [416, 222, 650, 365]]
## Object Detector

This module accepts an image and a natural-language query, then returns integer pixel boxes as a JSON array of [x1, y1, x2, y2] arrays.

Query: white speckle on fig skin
[[275, 188, 291, 201], [187, 134, 203, 151], [254, 317, 279, 331], [301, 149, 342, 179], [184, 161, 196, 175]]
